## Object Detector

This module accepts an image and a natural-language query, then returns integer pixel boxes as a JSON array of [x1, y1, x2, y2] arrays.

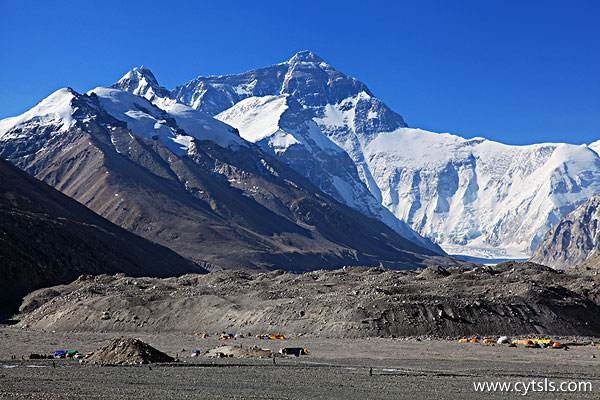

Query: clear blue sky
[[1, 0, 599, 145]]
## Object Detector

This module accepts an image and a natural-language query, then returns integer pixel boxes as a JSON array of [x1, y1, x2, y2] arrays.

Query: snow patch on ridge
[[216, 95, 289, 143], [216, 95, 343, 155], [158, 101, 247, 149], [90, 87, 245, 154], [89, 87, 192, 155]]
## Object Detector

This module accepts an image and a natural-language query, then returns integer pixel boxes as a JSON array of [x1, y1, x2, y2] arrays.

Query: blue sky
[[1, 0, 598, 145]]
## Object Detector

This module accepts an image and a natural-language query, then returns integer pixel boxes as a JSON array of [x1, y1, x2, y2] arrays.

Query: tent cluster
[[257, 334, 286, 340], [279, 347, 309, 357], [205, 344, 273, 359], [195, 331, 256, 340], [29, 349, 83, 359], [458, 336, 566, 349], [212, 332, 286, 341], [511, 339, 565, 349], [204, 344, 309, 359]]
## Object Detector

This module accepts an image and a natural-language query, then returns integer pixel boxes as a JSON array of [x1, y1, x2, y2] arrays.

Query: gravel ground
[[1, 328, 600, 399]]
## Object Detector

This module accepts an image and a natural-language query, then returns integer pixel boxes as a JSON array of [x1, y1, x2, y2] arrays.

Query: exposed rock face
[[531, 195, 600, 270], [18, 263, 600, 337], [0, 158, 205, 318], [0, 86, 448, 272]]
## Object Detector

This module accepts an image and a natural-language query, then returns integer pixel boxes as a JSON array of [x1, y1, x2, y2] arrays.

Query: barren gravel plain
[[1, 328, 600, 399]]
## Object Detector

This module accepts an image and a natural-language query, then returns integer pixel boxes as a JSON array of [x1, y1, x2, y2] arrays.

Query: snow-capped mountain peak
[[286, 50, 327, 65], [113, 66, 170, 101], [0, 71, 450, 271], [110, 67, 249, 151], [11, 54, 595, 259], [168, 52, 600, 259], [0, 87, 85, 139], [122, 66, 159, 86]]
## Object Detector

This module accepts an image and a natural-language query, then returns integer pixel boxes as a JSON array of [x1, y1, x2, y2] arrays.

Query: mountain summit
[[113, 66, 170, 101], [4, 52, 599, 259], [114, 61, 438, 252], [0, 77, 448, 270], [287, 50, 326, 64]]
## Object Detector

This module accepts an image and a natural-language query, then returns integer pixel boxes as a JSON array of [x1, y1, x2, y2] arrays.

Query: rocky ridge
[[18, 263, 600, 337]]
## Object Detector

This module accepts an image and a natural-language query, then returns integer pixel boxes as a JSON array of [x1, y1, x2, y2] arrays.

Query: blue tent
[[53, 350, 67, 358]]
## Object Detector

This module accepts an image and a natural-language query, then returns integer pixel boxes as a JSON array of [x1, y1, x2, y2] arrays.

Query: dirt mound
[[87, 337, 174, 365]]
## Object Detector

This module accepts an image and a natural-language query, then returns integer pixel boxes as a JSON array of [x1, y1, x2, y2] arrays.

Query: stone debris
[[16, 262, 600, 338]]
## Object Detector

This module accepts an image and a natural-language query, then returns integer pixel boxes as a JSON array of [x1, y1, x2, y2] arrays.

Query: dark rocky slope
[[0, 158, 204, 318], [531, 195, 600, 270]]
